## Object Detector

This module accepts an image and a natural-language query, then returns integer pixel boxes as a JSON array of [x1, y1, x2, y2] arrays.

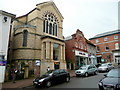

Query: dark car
[[33, 69, 70, 88], [98, 68, 120, 90]]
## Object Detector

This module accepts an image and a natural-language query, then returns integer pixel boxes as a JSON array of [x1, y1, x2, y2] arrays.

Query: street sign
[[0, 61, 6, 66], [35, 60, 40, 66], [0, 60, 6, 83]]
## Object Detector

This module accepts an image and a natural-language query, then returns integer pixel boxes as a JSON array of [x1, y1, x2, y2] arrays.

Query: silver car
[[75, 65, 98, 77], [98, 63, 114, 72]]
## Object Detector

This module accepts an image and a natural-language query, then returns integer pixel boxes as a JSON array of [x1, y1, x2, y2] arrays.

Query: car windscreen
[[79, 66, 87, 70], [44, 70, 53, 75], [107, 70, 120, 78], [101, 64, 107, 66]]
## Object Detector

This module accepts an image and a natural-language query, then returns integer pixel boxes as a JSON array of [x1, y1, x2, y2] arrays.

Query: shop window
[[53, 43, 60, 60], [22, 30, 28, 47]]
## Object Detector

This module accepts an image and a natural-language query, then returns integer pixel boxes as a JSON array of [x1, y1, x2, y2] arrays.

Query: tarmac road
[[24, 72, 107, 89]]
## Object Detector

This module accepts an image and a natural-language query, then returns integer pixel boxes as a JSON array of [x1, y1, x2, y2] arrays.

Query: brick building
[[10, 1, 66, 77], [65, 29, 96, 69], [89, 30, 120, 64]]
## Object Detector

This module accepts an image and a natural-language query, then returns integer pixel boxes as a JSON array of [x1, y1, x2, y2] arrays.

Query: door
[[54, 62, 60, 69]]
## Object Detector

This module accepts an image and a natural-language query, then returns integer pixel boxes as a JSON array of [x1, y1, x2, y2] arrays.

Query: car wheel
[[66, 77, 70, 82], [34, 85, 39, 88], [85, 73, 88, 77], [99, 85, 104, 90], [106, 68, 109, 72], [46, 81, 51, 88]]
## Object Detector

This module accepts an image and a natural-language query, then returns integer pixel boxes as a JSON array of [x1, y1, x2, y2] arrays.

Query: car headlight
[[116, 84, 120, 88], [98, 82, 103, 86], [39, 78, 45, 82]]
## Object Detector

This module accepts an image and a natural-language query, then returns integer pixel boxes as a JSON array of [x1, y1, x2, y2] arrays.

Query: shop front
[[112, 49, 120, 64], [75, 50, 88, 69]]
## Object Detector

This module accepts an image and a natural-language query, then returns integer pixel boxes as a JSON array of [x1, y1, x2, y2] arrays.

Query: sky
[[1, 0, 119, 39]]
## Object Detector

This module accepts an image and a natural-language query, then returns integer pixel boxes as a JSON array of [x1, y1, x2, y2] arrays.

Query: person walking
[[47, 67, 50, 72], [11, 68, 18, 83]]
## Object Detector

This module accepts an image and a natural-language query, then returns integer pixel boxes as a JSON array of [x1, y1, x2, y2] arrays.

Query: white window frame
[[104, 37, 108, 41], [114, 36, 118, 39], [96, 39, 99, 43]]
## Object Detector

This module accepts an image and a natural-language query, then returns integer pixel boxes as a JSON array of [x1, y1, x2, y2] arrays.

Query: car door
[[59, 70, 66, 81], [92, 65, 97, 73], [87, 66, 92, 74], [52, 70, 61, 83], [108, 63, 113, 70]]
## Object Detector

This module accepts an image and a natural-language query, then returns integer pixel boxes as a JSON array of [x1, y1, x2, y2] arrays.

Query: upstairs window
[[96, 46, 100, 52], [22, 30, 28, 47], [114, 36, 118, 39], [43, 13, 58, 36], [105, 45, 109, 51], [75, 41, 78, 48], [53, 43, 60, 60], [115, 43, 119, 49], [104, 37, 108, 41], [96, 39, 99, 43], [80, 41, 83, 49]]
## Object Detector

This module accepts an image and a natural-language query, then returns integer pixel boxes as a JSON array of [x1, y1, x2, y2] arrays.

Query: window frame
[[22, 30, 28, 47]]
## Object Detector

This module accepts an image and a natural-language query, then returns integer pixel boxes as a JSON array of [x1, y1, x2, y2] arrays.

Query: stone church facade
[[11, 1, 66, 76]]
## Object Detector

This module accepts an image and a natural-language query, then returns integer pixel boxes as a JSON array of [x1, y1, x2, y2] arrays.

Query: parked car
[[98, 63, 114, 72], [95, 63, 102, 68], [33, 69, 70, 88], [98, 68, 120, 90], [75, 64, 98, 77]]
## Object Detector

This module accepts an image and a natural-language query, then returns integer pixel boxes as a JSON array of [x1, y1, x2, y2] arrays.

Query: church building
[[11, 1, 66, 77]]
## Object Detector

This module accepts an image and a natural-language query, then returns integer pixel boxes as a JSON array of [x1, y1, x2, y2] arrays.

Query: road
[[24, 72, 107, 89]]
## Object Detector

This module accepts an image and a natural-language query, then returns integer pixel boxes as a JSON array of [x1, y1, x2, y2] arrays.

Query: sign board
[[35, 60, 40, 66], [75, 50, 88, 57], [0, 61, 6, 66]]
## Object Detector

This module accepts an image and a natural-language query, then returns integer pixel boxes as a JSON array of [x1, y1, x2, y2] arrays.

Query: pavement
[[2, 70, 76, 89]]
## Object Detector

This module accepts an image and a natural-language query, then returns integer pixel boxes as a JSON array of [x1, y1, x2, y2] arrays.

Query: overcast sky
[[1, 0, 119, 39]]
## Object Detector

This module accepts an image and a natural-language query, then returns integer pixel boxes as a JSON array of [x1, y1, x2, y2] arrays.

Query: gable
[[36, 1, 64, 20]]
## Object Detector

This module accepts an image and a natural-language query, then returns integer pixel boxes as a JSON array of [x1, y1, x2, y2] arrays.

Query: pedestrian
[[11, 68, 18, 83], [47, 67, 50, 72]]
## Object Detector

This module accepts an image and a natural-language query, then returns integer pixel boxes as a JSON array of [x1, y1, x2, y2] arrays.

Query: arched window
[[43, 13, 58, 36], [49, 23, 52, 34], [23, 30, 28, 47]]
